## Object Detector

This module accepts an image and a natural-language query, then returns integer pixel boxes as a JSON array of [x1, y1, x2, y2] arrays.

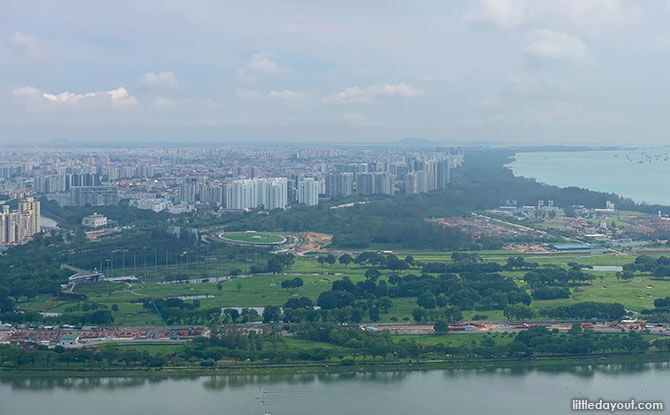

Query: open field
[[532, 272, 670, 311], [220, 231, 286, 245], [16, 248, 670, 326]]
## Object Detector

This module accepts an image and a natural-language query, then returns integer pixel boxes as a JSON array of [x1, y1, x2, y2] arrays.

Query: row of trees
[[622, 255, 670, 279], [0, 324, 654, 370]]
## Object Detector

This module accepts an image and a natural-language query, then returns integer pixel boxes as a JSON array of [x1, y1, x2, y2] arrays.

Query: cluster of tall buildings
[[47, 185, 119, 207], [297, 178, 320, 206], [0, 197, 40, 246], [405, 153, 464, 194], [174, 176, 321, 210], [225, 178, 288, 210], [325, 172, 354, 198], [324, 171, 394, 197], [107, 165, 155, 181], [33, 173, 102, 194], [355, 172, 394, 196], [176, 180, 225, 205], [33, 173, 119, 207], [0, 146, 465, 217]]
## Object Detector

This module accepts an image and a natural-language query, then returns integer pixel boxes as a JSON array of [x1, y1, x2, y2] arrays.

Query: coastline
[[507, 149, 670, 206], [3, 352, 670, 379]]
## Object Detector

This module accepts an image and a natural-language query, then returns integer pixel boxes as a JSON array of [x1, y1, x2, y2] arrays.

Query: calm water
[[509, 149, 670, 205], [2, 364, 669, 415]]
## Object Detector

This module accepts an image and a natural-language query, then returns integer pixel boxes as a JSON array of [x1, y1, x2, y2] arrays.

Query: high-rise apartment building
[[69, 186, 119, 207], [355, 172, 394, 196], [0, 197, 40, 245], [298, 178, 319, 206], [325, 173, 354, 198], [19, 196, 40, 236], [225, 178, 287, 210]]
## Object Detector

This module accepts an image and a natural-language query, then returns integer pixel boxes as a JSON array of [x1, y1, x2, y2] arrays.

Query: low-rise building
[[81, 213, 107, 228], [58, 333, 80, 348]]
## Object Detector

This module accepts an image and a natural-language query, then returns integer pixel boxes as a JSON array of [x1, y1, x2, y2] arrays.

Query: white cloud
[[324, 83, 424, 104], [11, 86, 42, 97], [464, 0, 635, 30], [12, 85, 137, 109], [236, 88, 311, 102], [106, 87, 136, 107], [525, 29, 591, 63], [557, 0, 634, 26], [42, 90, 96, 103], [463, 0, 526, 28], [267, 90, 311, 101], [7, 32, 45, 61], [141, 71, 178, 88], [237, 52, 291, 82]]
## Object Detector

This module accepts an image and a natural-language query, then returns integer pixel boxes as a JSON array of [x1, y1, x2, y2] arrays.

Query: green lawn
[[221, 231, 285, 244], [16, 248, 670, 326], [532, 272, 670, 312]]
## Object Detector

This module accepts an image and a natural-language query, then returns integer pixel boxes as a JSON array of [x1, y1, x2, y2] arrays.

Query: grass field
[[532, 272, 670, 311], [16, 248, 670, 326], [220, 231, 286, 244]]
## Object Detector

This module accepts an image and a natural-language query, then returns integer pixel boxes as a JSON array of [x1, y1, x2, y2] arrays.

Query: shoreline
[[2, 352, 670, 379], [507, 149, 670, 206]]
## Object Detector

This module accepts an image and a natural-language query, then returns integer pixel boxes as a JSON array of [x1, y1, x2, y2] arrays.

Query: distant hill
[[392, 137, 441, 146]]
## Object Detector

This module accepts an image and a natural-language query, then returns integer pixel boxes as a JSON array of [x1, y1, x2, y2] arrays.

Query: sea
[[509, 149, 670, 206]]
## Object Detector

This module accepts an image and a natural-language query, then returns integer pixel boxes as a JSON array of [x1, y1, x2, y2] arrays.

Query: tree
[[417, 291, 437, 309], [338, 254, 353, 266], [317, 290, 355, 310], [223, 308, 240, 322], [365, 267, 381, 281], [0, 288, 14, 313], [281, 277, 304, 289], [503, 304, 533, 320], [369, 306, 380, 322], [263, 306, 281, 323], [434, 320, 449, 334], [284, 297, 313, 310], [325, 254, 337, 265], [386, 257, 409, 271], [412, 308, 426, 322]]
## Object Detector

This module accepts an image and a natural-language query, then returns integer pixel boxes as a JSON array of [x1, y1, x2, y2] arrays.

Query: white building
[[134, 198, 169, 212], [298, 178, 319, 206], [81, 213, 107, 228], [226, 178, 287, 210]]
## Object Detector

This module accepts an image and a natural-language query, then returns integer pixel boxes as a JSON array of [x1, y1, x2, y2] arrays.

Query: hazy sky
[[2, 1, 670, 145]]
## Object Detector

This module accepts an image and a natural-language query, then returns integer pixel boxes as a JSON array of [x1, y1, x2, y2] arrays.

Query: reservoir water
[[509, 149, 670, 206], [2, 364, 669, 415]]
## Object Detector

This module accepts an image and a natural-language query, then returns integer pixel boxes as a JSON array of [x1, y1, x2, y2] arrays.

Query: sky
[[2, 0, 670, 145]]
